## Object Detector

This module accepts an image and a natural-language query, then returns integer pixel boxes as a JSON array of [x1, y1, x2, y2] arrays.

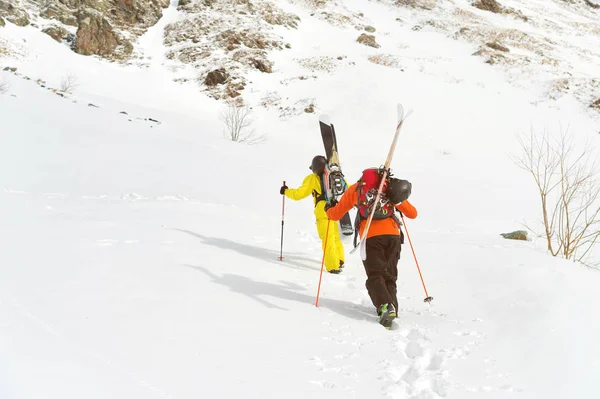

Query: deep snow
[[1, 0, 600, 397]]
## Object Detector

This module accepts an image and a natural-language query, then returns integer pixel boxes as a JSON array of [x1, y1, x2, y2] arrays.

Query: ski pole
[[279, 180, 286, 261], [401, 214, 433, 303], [315, 219, 331, 307]]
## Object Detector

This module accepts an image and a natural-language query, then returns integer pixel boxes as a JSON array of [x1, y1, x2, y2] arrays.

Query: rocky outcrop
[[41, 3, 78, 26], [0, 16, 5, 27], [473, 0, 502, 13], [0, 0, 30, 27], [27, 0, 169, 60], [74, 11, 121, 56], [43, 25, 71, 42], [486, 41, 509, 52], [357, 33, 380, 48], [472, 0, 528, 21], [205, 68, 229, 86], [500, 230, 528, 241], [395, 0, 437, 10], [108, 0, 170, 32], [164, 0, 298, 100]]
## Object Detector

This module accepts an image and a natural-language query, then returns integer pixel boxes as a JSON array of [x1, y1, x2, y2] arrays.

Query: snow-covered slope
[[1, 0, 600, 398]]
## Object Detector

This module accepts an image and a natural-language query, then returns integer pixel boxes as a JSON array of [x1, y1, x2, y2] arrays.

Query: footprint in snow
[[386, 326, 451, 398], [427, 355, 443, 371], [405, 341, 424, 359]]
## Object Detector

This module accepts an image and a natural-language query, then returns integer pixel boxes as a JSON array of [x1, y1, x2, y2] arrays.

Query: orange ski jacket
[[326, 182, 417, 239]]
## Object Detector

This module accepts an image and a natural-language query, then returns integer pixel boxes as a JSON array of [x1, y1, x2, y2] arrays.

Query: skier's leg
[[385, 236, 402, 312], [363, 236, 394, 312], [317, 218, 341, 272], [334, 222, 345, 266]]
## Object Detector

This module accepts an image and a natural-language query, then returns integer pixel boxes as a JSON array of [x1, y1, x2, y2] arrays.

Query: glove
[[280, 184, 288, 195], [324, 199, 338, 211]]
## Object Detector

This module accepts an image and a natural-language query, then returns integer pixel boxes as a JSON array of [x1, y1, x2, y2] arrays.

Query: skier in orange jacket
[[325, 168, 416, 328]]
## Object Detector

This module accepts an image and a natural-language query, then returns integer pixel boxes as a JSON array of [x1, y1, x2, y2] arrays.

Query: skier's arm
[[284, 175, 315, 201], [326, 184, 357, 221], [396, 200, 417, 219]]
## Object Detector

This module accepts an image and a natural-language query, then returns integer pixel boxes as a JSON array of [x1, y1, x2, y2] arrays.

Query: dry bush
[[221, 103, 266, 144], [60, 72, 79, 93], [368, 54, 402, 68], [513, 127, 600, 267]]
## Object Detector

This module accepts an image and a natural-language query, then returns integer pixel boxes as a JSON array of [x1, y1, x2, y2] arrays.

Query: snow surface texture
[[1, 0, 600, 398]]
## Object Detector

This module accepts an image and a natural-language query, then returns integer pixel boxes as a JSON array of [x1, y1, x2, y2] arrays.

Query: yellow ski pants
[[316, 217, 345, 272]]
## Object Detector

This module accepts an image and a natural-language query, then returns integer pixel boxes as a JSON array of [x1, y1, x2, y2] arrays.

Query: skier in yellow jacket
[[280, 155, 345, 274]]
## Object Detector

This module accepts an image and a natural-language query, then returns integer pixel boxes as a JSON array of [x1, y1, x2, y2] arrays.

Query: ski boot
[[328, 269, 342, 274], [377, 303, 397, 330]]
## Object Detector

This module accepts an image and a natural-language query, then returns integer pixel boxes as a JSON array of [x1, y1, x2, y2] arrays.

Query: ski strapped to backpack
[[352, 167, 402, 247], [312, 163, 348, 205], [319, 117, 354, 235], [350, 103, 413, 260]]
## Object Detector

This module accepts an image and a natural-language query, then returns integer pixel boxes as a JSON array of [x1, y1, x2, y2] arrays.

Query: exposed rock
[[164, 0, 296, 100], [585, 0, 600, 9], [395, 0, 437, 10], [364, 25, 376, 33], [591, 99, 600, 109], [486, 41, 509, 52], [39, 0, 170, 59], [43, 25, 71, 42], [41, 3, 78, 26], [261, 4, 300, 28], [472, 0, 527, 21], [205, 68, 229, 86], [357, 33, 380, 48], [0, 0, 30, 26], [0, 16, 4, 27], [486, 53, 507, 64], [473, 0, 502, 13], [250, 58, 273, 73], [216, 29, 281, 52], [500, 230, 528, 241], [107, 0, 170, 31], [74, 11, 120, 56], [304, 104, 315, 113]]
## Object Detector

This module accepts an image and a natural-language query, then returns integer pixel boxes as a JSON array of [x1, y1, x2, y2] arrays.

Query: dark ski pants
[[362, 234, 402, 314]]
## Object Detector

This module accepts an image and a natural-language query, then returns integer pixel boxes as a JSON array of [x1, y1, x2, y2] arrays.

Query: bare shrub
[[368, 54, 402, 68], [513, 127, 600, 267], [221, 103, 266, 144], [0, 78, 9, 94], [60, 72, 79, 93]]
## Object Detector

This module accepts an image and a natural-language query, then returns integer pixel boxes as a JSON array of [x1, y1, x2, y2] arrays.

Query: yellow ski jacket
[[285, 173, 348, 220]]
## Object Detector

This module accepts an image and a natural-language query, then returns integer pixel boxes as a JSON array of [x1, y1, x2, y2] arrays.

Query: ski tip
[[396, 103, 404, 122], [319, 114, 331, 125]]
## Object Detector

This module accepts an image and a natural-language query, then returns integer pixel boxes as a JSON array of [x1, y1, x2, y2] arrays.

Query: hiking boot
[[377, 303, 397, 329], [328, 269, 342, 274]]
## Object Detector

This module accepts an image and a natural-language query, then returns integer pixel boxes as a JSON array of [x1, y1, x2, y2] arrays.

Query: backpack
[[313, 163, 347, 206], [353, 168, 402, 245]]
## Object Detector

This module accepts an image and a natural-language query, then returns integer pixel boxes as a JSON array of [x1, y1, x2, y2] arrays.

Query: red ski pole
[[401, 214, 433, 303], [279, 180, 286, 261], [315, 219, 331, 307]]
